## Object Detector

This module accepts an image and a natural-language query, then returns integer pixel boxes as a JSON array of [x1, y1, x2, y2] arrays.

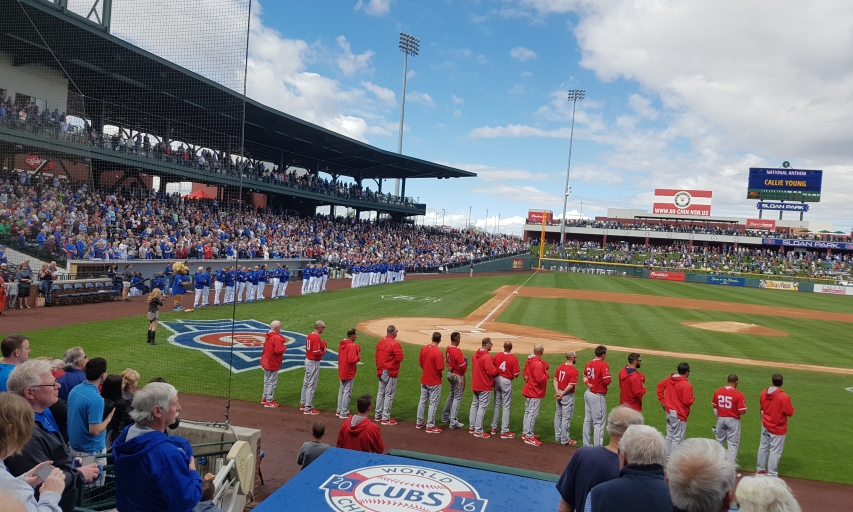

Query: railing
[[0, 118, 422, 209]]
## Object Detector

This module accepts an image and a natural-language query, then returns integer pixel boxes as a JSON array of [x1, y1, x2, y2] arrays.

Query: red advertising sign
[[512, 258, 524, 270], [25, 155, 55, 171], [746, 219, 776, 230], [527, 210, 553, 224], [649, 271, 686, 282], [652, 189, 712, 216]]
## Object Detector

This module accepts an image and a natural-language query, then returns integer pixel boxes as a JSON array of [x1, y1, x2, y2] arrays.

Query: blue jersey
[[194, 272, 206, 290], [322, 267, 328, 276], [172, 274, 189, 295], [248, 271, 259, 285], [215, 270, 226, 283], [224, 271, 235, 287], [204, 272, 212, 287]]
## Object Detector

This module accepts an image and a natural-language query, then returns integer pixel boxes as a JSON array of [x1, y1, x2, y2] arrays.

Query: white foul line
[[475, 270, 539, 329]]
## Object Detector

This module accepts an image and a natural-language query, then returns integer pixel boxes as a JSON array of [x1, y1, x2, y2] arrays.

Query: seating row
[[48, 281, 120, 306]]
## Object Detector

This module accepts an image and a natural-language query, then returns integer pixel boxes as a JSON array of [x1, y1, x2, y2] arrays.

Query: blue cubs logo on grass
[[321, 465, 487, 512], [160, 319, 338, 373]]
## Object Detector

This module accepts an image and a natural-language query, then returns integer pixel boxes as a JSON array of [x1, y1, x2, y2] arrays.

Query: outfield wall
[[541, 258, 849, 296], [448, 254, 532, 273]]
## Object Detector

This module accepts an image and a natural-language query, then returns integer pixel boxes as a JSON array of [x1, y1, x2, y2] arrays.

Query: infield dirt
[[358, 284, 853, 375]]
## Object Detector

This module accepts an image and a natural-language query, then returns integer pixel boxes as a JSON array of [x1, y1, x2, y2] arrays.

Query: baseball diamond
[[15, 269, 853, 506]]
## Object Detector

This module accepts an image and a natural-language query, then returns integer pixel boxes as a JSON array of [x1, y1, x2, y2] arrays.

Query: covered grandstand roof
[[2, 0, 476, 183]]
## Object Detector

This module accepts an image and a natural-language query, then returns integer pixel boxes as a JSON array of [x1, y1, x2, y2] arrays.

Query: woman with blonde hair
[[146, 288, 165, 345], [0, 393, 66, 512], [121, 368, 141, 403]]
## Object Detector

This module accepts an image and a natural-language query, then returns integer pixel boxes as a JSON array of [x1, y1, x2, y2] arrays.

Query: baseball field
[[19, 270, 853, 486]]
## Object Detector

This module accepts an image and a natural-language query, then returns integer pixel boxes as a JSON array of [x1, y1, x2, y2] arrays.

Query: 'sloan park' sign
[[160, 319, 338, 373]]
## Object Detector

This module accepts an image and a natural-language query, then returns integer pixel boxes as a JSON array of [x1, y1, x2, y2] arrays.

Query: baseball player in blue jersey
[[214, 267, 226, 305], [202, 267, 212, 306], [163, 262, 174, 296], [193, 267, 206, 309], [281, 265, 290, 297], [236, 266, 247, 302], [247, 266, 259, 302], [257, 264, 268, 300], [301, 265, 311, 295], [224, 266, 236, 304], [270, 263, 282, 298], [320, 265, 329, 292]]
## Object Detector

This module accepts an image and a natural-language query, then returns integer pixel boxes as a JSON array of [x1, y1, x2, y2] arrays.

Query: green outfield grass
[[20, 273, 853, 485]]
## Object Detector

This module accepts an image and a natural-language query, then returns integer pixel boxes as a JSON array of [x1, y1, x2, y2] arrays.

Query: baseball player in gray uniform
[[440, 332, 467, 429], [553, 351, 579, 446], [490, 341, 520, 437], [712, 374, 747, 465]]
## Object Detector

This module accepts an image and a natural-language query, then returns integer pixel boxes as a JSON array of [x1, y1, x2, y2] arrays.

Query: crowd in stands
[[1, 97, 417, 209], [547, 241, 852, 279], [0, 172, 526, 274], [537, 217, 851, 242]]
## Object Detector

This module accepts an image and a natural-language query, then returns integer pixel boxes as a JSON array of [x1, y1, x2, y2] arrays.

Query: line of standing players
[[262, 325, 794, 475], [153, 263, 298, 310]]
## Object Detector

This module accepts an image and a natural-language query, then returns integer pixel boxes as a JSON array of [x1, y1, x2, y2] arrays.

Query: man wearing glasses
[[5, 360, 101, 512]]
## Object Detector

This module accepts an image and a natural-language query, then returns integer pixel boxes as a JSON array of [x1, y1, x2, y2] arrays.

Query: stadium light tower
[[560, 89, 585, 245], [395, 32, 420, 197]]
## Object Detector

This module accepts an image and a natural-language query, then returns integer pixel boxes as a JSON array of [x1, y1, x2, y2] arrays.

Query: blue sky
[[112, 0, 853, 235]]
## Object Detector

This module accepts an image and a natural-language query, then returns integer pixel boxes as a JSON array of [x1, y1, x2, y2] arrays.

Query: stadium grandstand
[[0, 0, 532, 279]]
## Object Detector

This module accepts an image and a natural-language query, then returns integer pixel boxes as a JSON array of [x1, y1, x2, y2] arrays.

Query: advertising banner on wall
[[813, 285, 853, 296], [756, 202, 809, 212], [512, 258, 525, 270], [707, 276, 746, 286], [527, 210, 553, 224], [652, 189, 712, 216], [746, 219, 776, 230], [759, 280, 799, 291], [649, 271, 686, 281], [762, 239, 853, 250]]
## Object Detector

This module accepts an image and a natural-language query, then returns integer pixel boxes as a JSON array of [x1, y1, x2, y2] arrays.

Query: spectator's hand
[[23, 461, 54, 487], [41, 467, 66, 495], [78, 463, 100, 483]]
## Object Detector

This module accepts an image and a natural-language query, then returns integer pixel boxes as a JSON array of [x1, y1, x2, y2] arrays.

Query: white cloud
[[407, 92, 435, 107], [469, 124, 575, 139], [354, 0, 392, 17], [471, 182, 566, 208], [451, 95, 465, 106], [477, 55, 489, 65], [336, 36, 375, 76], [627, 94, 657, 120], [361, 81, 396, 105], [570, 165, 624, 186], [509, 46, 538, 61]]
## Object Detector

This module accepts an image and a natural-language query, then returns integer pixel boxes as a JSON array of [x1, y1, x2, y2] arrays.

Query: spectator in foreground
[[667, 438, 736, 512], [556, 405, 644, 512], [113, 382, 202, 512], [0, 392, 66, 512], [5, 360, 100, 512], [1, 334, 31, 392], [192, 480, 225, 512], [66, 358, 113, 484], [735, 475, 801, 512], [121, 368, 140, 404], [0, 490, 28, 512], [583, 425, 672, 512], [297, 421, 330, 470], [56, 347, 87, 402], [337, 394, 386, 454]]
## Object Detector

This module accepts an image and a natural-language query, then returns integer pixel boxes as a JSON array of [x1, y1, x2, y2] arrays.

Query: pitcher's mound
[[681, 321, 788, 336]]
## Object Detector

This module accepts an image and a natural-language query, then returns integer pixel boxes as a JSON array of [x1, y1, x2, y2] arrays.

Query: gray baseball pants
[[417, 384, 442, 428], [554, 393, 575, 444], [756, 427, 786, 477], [262, 369, 279, 401], [715, 416, 741, 464], [490, 376, 513, 434], [522, 397, 541, 438], [441, 373, 465, 427], [583, 390, 607, 446], [469, 390, 491, 434], [665, 412, 687, 455], [337, 379, 353, 416], [375, 372, 397, 421], [300, 359, 321, 410]]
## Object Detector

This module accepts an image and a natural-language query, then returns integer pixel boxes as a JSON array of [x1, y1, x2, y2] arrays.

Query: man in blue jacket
[[113, 382, 202, 512]]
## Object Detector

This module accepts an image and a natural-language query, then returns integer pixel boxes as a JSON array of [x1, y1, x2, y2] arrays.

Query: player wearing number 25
[[711, 374, 747, 465]]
